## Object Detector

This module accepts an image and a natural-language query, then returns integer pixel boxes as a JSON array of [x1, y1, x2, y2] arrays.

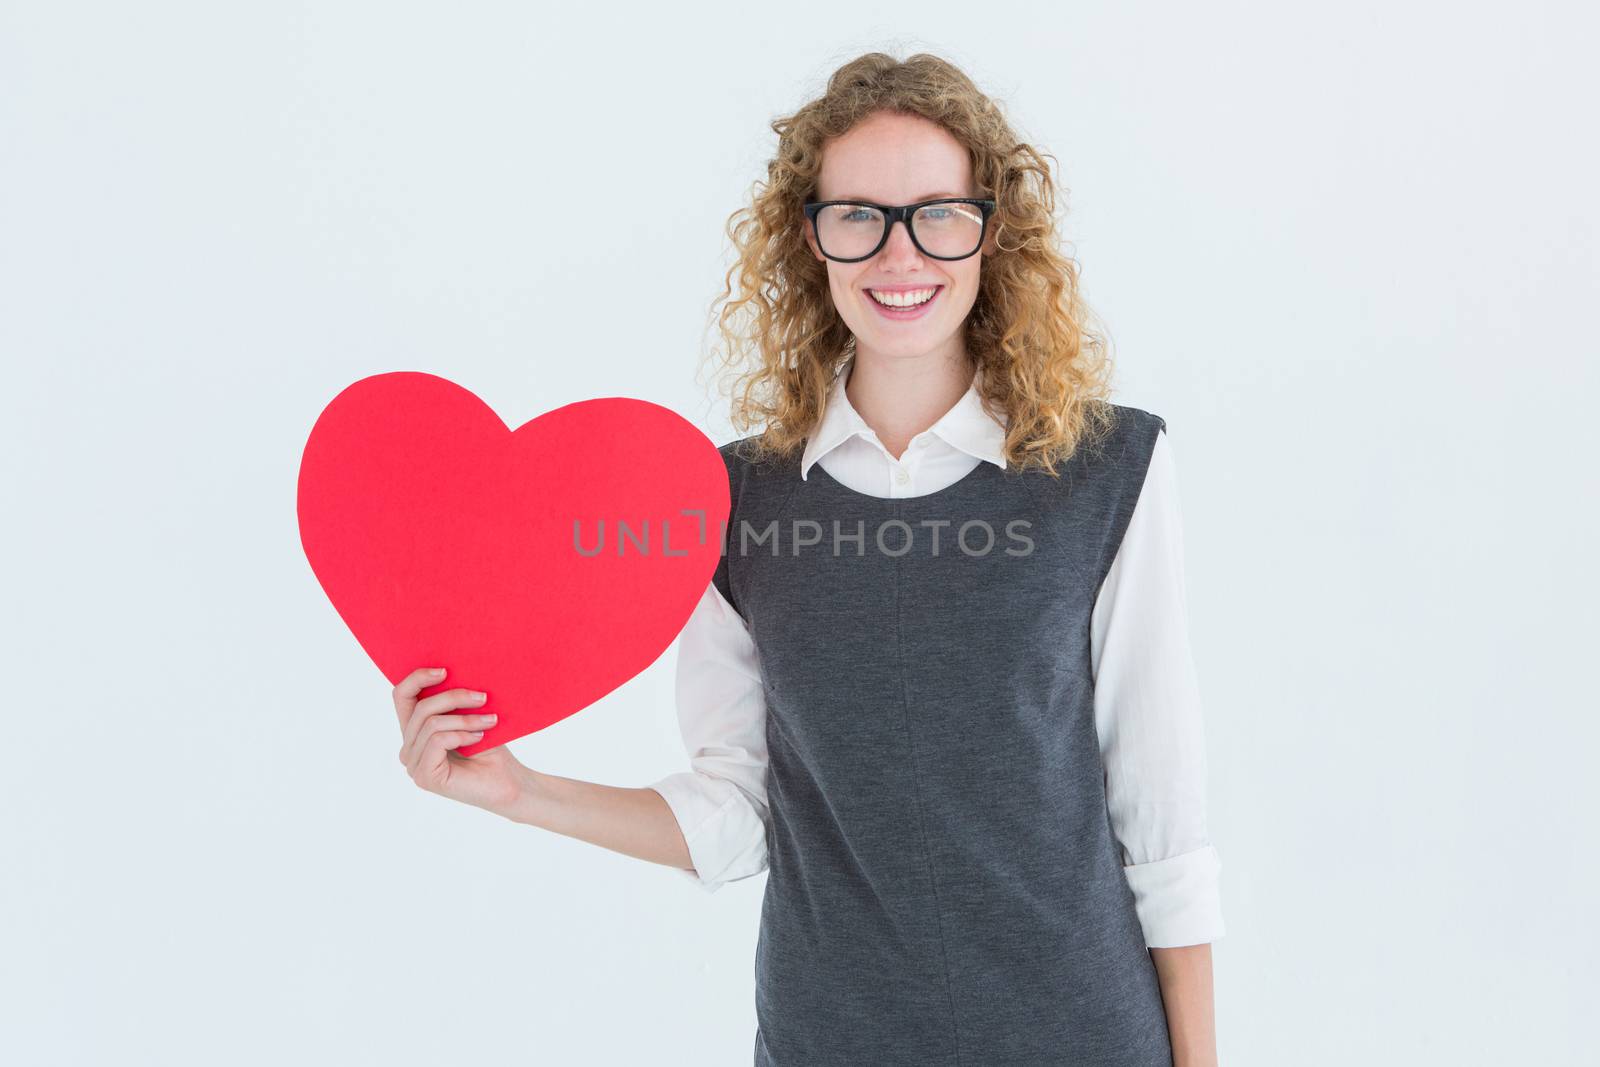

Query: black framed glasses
[[802, 197, 997, 263]]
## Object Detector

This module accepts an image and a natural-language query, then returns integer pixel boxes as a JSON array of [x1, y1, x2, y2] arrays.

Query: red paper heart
[[296, 371, 729, 756]]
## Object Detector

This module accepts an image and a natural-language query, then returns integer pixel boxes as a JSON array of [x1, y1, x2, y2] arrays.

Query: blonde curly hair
[[702, 50, 1121, 477]]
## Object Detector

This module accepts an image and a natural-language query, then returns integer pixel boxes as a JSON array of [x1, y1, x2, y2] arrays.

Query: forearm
[[494, 766, 694, 873], [1150, 943, 1217, 1067]]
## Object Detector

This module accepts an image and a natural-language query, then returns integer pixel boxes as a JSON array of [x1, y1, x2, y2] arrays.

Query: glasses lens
[[813, 202, 985, 259], [911, 201, 985, 258], [814, 203, 887, 260]]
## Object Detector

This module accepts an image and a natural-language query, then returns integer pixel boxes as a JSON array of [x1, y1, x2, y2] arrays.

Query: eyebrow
[[830, 191, 969, 202]]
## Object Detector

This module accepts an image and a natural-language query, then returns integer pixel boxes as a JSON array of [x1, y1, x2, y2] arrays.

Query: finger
[[403, 687, 488, 761], [401, 713, 490, 766], [424, 713, 494, 736], [406, 716, 492, 767], [393, 666, 448, 727], [410, 725, 486, 784]]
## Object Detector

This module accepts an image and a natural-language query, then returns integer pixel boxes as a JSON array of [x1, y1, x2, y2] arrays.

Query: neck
[[844, 345, 975, 461]]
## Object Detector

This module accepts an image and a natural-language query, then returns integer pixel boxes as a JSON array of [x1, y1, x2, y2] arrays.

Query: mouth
[[865, 285, 943, 320]]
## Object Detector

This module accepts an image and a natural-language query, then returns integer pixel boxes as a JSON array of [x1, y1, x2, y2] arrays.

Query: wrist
[[497, 765, 551, 827], [1172, 1039, 1218, 1067]]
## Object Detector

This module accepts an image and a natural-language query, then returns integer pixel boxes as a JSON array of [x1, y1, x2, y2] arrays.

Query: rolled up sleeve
[[647, 578, 770, 893], [1092, 429, 1226, 947]]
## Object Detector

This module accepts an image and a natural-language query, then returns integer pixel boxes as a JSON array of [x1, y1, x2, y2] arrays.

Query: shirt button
[[894, 467, 910, 485]]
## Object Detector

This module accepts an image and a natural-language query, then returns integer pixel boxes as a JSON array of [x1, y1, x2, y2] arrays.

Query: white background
[[3, 2, 1596, 1064]]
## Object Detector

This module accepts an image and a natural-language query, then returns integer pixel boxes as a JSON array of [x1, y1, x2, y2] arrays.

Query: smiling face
[[802, 110, 996, 367]]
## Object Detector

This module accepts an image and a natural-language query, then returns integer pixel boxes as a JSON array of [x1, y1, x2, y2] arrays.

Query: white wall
[[2, 2, 1595, 1063]]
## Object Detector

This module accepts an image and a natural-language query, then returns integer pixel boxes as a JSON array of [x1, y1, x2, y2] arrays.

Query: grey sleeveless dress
[[712, 404, 1173, 1067]]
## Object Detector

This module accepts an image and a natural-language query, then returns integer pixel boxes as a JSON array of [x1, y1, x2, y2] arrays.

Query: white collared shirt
[[649, 359, 1225, 948]]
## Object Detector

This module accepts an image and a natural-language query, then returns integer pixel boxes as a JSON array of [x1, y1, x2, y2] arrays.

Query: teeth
[[869, 287, 936, 308]]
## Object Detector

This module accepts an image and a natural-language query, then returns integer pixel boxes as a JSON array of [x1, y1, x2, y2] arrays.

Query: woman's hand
[[394, 666, 527, 814]]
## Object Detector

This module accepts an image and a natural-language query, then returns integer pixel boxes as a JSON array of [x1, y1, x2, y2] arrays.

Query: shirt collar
[[799, 357, 1009, 480]]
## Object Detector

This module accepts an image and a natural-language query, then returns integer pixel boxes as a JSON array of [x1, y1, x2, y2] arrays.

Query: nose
[[876, 217, 924, 269]]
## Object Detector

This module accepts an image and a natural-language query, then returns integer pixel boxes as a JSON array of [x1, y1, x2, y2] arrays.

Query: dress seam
[[892, 497, 965, 1066]]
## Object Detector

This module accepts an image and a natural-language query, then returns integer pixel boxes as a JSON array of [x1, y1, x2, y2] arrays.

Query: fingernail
[[470, 730, 485, 738], [431, 667, 445, 676]]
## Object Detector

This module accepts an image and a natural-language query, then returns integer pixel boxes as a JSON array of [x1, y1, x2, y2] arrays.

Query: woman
[[392, 52, 1223, 1067]]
